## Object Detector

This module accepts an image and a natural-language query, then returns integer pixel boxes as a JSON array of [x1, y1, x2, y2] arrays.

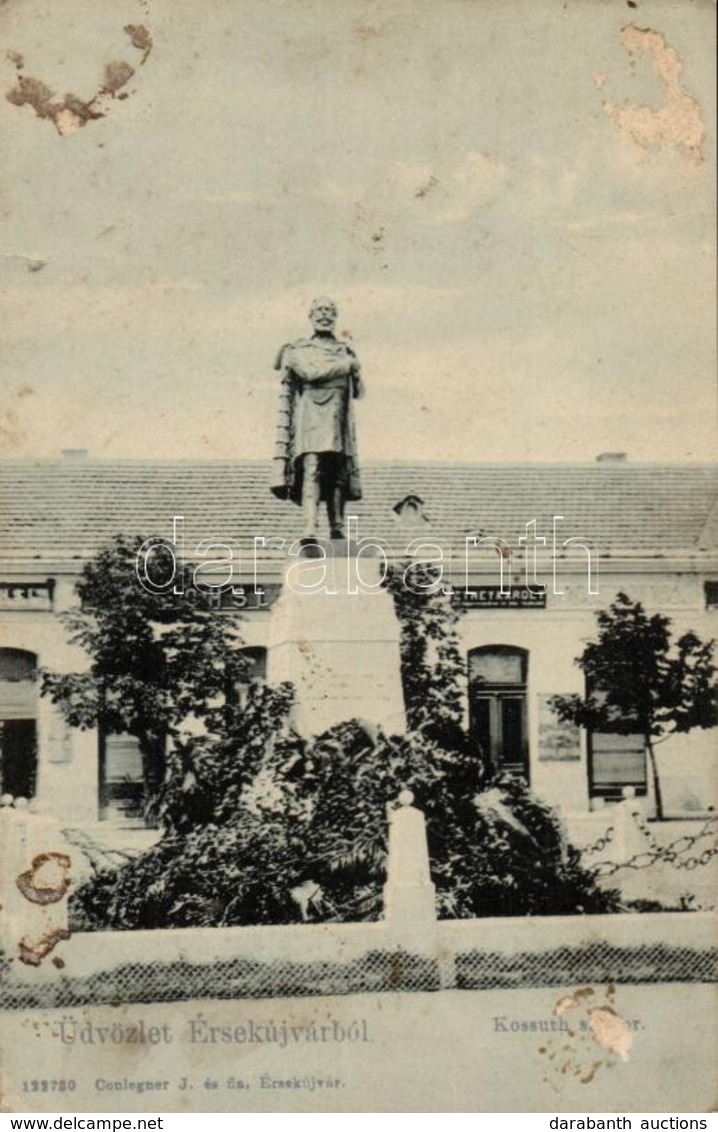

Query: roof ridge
[[0, 458, 717, 472]]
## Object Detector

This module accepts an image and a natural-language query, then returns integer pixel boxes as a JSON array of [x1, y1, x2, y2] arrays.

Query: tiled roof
[[0, 459, 717, 562]]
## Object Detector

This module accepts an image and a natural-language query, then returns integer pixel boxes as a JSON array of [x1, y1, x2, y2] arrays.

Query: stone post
[[613, 787, 646, 861], [611, 787, 651, 901], [383, 790, 437, 952]]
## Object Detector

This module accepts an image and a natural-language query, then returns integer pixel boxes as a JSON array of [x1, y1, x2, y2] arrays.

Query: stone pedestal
[[383, 791, 437, 953], [267, 544, 406, 737]]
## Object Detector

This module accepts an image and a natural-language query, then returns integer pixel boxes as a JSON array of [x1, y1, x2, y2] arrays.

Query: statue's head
[[309, 297, 337, 335]]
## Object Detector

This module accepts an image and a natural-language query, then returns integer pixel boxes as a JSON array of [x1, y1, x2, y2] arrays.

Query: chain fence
[[587, 813, 718, 878], [580, 825, 615, 857]]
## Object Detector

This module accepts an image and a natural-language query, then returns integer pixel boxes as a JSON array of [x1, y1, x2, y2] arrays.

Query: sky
[[0, 0, 716, 464]]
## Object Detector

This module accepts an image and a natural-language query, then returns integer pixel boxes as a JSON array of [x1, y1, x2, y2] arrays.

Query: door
[[469, 646, 529, 781], [0, 649, 38, 799]]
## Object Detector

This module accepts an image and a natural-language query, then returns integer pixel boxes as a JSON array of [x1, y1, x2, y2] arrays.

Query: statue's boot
[[327, 487, 345, 540], [302, 455, 321, 537]]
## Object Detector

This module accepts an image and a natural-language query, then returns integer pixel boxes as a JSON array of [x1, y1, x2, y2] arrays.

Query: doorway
[[468, 645, 529, 781], [0, 648, 38, 798]]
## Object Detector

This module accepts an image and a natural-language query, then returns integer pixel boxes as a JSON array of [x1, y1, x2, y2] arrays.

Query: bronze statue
[[271, 298, 364, 539]]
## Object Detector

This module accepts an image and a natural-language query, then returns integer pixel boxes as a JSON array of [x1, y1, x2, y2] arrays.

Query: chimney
[[61, 449, 89, 460], [596, 452, 627, 463]]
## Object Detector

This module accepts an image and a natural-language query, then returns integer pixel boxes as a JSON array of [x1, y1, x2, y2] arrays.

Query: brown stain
[[415, 175, 439, 200], [5, 23, 152, 135], [123, 24, 153, 64], [16, 852, 72, 905], [543, 986, 636, 1087], [18, 927, 71, 967], [573, 986, 595, 1001], [102, 61, 135, 95], [6, 75, 104, 134], [355, 24, 381, 42], [580, 1059, 604, 1085]]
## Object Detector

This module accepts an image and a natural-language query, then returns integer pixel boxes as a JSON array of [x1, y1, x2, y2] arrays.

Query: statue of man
[[271, 297, 364, 539]]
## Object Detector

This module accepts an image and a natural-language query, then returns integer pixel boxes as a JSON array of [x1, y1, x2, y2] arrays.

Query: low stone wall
[[2, 794, 716, 1010], [1, 910, 715, 1010]]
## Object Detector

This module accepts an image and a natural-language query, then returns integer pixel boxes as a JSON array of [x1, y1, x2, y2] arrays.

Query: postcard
[[0, 0, 716, 1115]]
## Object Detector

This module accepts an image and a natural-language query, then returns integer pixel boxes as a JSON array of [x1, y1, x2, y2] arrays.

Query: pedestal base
[[267, 548, 406, 737]]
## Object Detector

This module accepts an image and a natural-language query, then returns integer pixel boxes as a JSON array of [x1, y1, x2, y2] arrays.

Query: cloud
[[311, 179, 368, 207], [552, 209, 662, 234], [202, 191, 268, 205], [390, 151, 509, 225]]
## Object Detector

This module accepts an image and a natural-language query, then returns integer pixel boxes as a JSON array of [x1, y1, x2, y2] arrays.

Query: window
[[704, 581, 718, 611], [588, 732, 647, 801], [585, 684, 647, 800], [468, 646, 529, 781], [99, 732, 146, 824], [0, 649, 37, 799], [97, 648, 269, 824]]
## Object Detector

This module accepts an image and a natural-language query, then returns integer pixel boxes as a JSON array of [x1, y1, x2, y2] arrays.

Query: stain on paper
[[555, 986, 595, 1015], [588, 1005, 633, 1063], [2, 253, 46, 272], [5, 23, 152, 135], [415, 175, 439, 200], [16, 852, 72, 906], [6, 75, 102, 135], [103, 61, 135, 95], [602, 24, 706, 163], [539, 985, 640, 1091], [123, 24, 153, 63], [18, 927, 71, 967]]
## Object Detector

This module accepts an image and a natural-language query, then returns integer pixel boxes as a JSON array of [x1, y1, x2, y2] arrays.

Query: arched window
[[468, 645, 529, 780], [0, 648, 38, 799]]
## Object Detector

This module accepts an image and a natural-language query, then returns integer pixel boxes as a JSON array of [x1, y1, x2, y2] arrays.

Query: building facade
[[1, 455, 716, 830]]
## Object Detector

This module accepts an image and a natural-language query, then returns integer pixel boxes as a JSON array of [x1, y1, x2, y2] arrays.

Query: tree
[[550, 592, 717, 820], [72, 711, 617, 930], [70, 558, 617, 929], [41, 534, 250, 811], [385, 559, 471, 760]]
